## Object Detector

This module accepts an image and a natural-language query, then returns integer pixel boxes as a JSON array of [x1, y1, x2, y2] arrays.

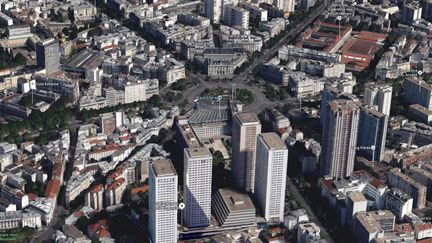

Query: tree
[[163, 91, 182, 102], [76, 216, 90, 232], [68, 10, 75, 23], [158, 79, 167, 88], [212, 151, 224, 166], [69, 25, 79, 40], [13, 53, 27, 66], [61, 14, 69, 23]]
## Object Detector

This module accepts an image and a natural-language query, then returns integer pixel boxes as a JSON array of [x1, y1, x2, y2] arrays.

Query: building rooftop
[[361, 105, 386, 118], [107, 178, 125, 191], [177, 123, 201, 148], [90, 184, 104, 193], [409, 104, 432, 115], [38, 38, 57, 46], [151, 159, 177, 177], [365, 83, 392, 92], [405, 78, 432, 91], [328, 99, 359, 112], [389, 168, 427, 190], [355, 210, 394, 233], [185, 146, 211, 159], [29, 197, 55, 214], [63, 224, 88, 240], [216, 188, 255, 212], [65, 49, 106, 70], [44, 179, 61, 199], [259, 132, 286, 150], [298, 222, 321, 234], [235, 112, 260, 125], [348, 191, 367, 202], [386, 188, 412, 202]]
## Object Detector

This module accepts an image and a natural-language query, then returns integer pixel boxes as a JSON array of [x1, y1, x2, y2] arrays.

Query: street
[[172, 0, 332, 113], [32, 121, 80, 242], [286, 178, 335, 243]]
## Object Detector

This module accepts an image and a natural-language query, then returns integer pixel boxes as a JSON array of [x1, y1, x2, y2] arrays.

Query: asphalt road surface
[[174, 0, 331, 113], [286, 178, 335, 243]]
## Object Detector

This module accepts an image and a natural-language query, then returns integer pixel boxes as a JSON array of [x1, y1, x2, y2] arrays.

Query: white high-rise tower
[[206, 0, 223, 23], [254, 133, 288, 222], [363, 83, 392, 116], [184, 147, 212, 228], [149, 159, 178, 243], [232, 112, 261, 193]]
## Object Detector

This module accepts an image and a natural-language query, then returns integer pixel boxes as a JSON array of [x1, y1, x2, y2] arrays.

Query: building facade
[[254, 133, 288, 222], [384, 188, 413, 220], [36, 38, 60, 75], [149, 159, 178, 243], [85, 184, 104, 211], [205, 0, 222, 23], [387, 168, 426, 209], [403, 78, 432, 110], [183, 147, 212, 228], [320, 100, 359, 179], [223, 4, 250, 29], [357, 106, 388, 162], [363, 83, 392, 116], [232, 113, 261, 193]]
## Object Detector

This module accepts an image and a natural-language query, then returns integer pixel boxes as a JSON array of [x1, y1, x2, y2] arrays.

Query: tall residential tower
[[149, 159, 178, 243], [320, 99, 360, 179], [232, 112, 261, 193], [184, 147, 212, 228], [357, 106, 388, 162], [36, 38, 60, 75], [254, 133, 288, 222], [363, 83, 392, 116], [205, 0, 223, 23]]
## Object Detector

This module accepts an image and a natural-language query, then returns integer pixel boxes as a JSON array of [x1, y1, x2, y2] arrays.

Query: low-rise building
[[212, 188, 256, 228], [28, 197, 55, 225], [0, 211, 42, 230], [409, 104, 432, 124], [264, 107, 291, 133], [384, 188, 413, 220], [297, 222, 322, 243], [387, 168, 426, 209], [259, 63, 289, 86], [85, 184, 104, 211], [288, 72, 324, 98], [353, 210, 395, 243], [0, 185, 28, 209], [70, 2, 97, 21], [414, 223, 432, 240], [66, 173, 95, 205], [105, 178, 126, 207], [284, 209, 309, 230], [259, 18, 286, 38], [195, 48, 247, 78]]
